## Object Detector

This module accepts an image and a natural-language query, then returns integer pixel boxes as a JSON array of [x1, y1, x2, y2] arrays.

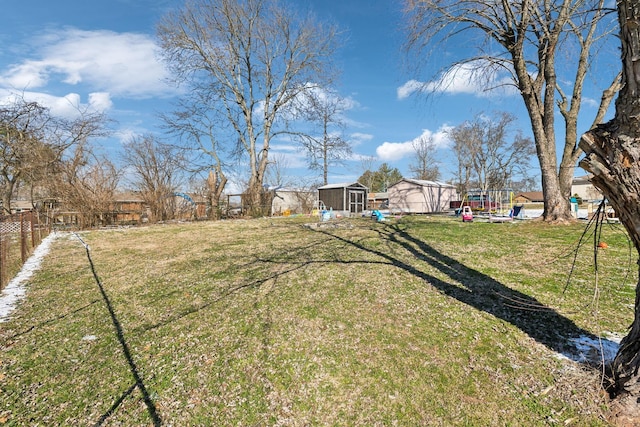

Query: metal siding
[[318, 186, 368, 213], [389, 181, 456, 213], [319, 188, 345, 210]]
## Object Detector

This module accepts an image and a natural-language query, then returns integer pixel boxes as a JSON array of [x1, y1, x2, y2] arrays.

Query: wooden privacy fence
[[0, 211, 50, 292]]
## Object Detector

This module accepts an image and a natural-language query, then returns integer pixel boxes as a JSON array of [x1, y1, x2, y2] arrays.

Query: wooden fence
[[0, 211, 50, 292]]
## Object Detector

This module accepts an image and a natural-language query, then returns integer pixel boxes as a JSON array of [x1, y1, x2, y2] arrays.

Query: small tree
[[358, 156, 378, 191], [48, 144, 120, 228], [294, 88, 353, 185], [265, 153, 292, 188], [122, 135, 187, 222], [409, 134, 440, 181], [448, 112, 536, 200], [0, 97, 105, 214]]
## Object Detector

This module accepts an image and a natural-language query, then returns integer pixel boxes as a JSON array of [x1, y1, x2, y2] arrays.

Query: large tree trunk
[[245, 147, 270, 217], [515, 58, 575, 222], [207, 170, 226, 220], [579, 0, 640, 414]]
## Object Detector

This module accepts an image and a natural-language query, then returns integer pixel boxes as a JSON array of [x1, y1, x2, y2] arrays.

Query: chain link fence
[[0, 211, 50, 292]]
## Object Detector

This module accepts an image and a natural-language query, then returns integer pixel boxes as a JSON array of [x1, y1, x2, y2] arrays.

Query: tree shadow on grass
[[314, 222, 596, 358], [142, 219, 598, 360], [138, 236, 337, 332], [76, 236, 162, 427]]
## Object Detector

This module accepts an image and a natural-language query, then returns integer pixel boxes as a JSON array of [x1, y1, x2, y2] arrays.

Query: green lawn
[[0, 215, 633, 425]]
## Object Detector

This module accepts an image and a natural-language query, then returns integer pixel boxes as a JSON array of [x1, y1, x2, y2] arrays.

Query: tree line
[[0, 92, 537, 226], [359, 112, 537, 196]]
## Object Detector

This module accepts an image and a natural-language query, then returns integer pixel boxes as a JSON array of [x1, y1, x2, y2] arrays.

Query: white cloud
[[270, 143, 298, 152], [304, 85, 359, 111], [426, 63, 485, 94], [2, 61, 50, 89], [0, 89, 113, 118], [277, 84, 360, 122], [582, 97, 599, 108], [88, 92, 114, 111], [0, 28, 177, 99], [269, 142, 308, 168], [397, 79, 425, 100], [376, 141, 416, 161], [376, 126, 452, 162], [398, 61, 517, 100], [114, 128, 140, 145], [349, 132, 373, 146]]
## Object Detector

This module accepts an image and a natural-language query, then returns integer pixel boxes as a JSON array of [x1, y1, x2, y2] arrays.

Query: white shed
[[270, 187, 316, 215], [571, 175, 601, 202], [388, 178, 458, 213]]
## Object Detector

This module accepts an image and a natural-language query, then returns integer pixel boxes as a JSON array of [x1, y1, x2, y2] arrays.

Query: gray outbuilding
[[317, 182, 368, 216]]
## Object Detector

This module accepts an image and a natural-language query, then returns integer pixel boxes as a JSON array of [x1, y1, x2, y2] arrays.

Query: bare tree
[[161, 94, 228, 220], [0, 96, 106, 214], [579, 1, 640, 412], [294, 88, 352, 185], [265, 152, 292, 188], [48, 144, 120, 228], [450, 129, 473, 196], [358, 155, 378, 191], [157, 0, 339, 216], [409, 134, 440, 181], [448, 112, 537, 201], [404, 0, 620, 221], [122, 135, 187, 222]]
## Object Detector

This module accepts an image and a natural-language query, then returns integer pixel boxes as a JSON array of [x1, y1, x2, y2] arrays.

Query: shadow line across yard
[[313, 222, 596, 358], [75, 234, 162, 427]]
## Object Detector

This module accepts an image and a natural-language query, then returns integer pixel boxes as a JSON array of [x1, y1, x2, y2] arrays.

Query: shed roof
[[389, 178, 456, 189], [268, 186, 315, 193], [317, 182, 367, 190], [572, 175, 593, 185]]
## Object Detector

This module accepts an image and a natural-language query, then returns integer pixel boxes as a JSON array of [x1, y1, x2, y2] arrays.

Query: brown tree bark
[[579, 0, 640, 415]]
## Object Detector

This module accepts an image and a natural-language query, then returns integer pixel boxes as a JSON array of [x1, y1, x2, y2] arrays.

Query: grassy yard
[[0, 215, 635, 426]]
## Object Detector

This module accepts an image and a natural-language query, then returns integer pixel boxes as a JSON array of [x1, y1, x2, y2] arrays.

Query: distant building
[[368, 192, 389, 210], [571, 175, 601, 201], [9, 200, 34, 214], [513, 191, 544, 203], [269, 187, 316, 216]]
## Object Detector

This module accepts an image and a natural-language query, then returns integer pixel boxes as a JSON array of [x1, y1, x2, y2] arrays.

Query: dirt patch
[[304, 221, 354, 230]]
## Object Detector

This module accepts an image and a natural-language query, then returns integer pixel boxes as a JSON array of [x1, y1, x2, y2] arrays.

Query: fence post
[[20, 213, 27, 263], [0, 231, 4, 291], [30, 212, 36, 248]]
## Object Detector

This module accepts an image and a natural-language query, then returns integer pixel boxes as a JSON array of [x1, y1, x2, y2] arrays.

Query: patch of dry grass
[[1, 216, 632, 425]]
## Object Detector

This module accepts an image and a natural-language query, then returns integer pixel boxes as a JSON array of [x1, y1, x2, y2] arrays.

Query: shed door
[[349, 190, 365, 213]]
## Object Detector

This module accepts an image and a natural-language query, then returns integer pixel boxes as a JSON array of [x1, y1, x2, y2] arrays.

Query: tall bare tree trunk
[[579, 0, 640, 414], [207, 170, 226, 220]]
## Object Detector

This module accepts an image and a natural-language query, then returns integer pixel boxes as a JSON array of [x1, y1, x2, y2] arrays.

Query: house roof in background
[[514, 191, 544, 202]]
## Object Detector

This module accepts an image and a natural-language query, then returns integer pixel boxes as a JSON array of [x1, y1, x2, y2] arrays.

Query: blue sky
[[0, 0, 619, 191]]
